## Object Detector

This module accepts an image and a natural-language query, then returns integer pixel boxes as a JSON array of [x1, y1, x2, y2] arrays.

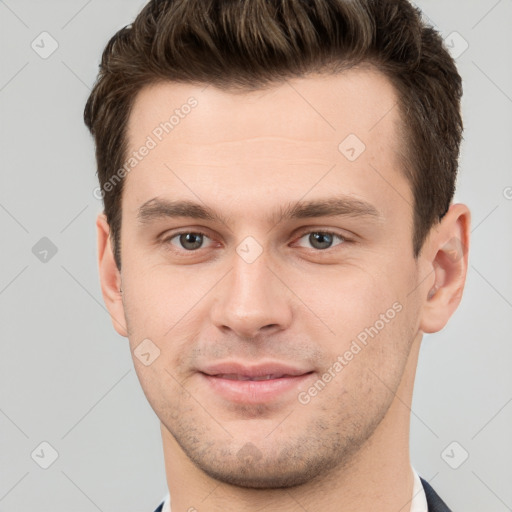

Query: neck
[[161, 336, 421, 512]]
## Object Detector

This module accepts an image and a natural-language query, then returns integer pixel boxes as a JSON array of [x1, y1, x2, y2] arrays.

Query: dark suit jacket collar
[[421, 477, 452, 512], [153, 478, 452, 512]]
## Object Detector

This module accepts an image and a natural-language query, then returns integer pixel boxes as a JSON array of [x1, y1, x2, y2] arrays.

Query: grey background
[[0, 0, 511, 510]]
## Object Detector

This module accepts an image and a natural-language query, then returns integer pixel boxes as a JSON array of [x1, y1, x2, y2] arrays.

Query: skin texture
[[96, 68, 470, 511]]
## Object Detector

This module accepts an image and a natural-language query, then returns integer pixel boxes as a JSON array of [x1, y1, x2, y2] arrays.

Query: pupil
[[310, 232, 332, 250], [180, 233, 202, 250]]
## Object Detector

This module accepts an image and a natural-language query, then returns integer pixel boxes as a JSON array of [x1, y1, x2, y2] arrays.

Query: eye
[[165, 231, 214, 251], [294, 231, 347, 250]]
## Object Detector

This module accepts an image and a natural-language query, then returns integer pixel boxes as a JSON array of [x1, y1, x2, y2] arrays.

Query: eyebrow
[[136, 196, 382, 227]]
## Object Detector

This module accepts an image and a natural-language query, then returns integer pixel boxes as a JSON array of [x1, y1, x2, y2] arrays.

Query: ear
[[419, 203, 471, 334], [96, 213, 128, 337]]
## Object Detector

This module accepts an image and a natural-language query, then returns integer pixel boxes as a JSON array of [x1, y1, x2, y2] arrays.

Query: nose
[[209, 248, 293, 339]]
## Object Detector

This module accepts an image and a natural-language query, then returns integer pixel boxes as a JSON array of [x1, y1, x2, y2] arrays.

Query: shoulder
[[420, 477, 453, 512]]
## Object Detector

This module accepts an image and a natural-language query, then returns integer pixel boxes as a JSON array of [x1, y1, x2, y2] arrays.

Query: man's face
[[117, 68, 425, 487]]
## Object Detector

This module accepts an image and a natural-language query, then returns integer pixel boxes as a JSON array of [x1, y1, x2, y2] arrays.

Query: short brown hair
[[84, 0, 463, 270]]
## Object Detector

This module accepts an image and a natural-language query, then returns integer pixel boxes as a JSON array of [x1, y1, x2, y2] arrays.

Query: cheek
[[121, 257, 209, 337], [288, 261, 417, 383], [121, 261, 214, 386], [288, 262, 404, 335]]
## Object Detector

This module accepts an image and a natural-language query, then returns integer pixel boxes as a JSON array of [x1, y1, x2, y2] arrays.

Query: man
[[84, 0, 470, 510]]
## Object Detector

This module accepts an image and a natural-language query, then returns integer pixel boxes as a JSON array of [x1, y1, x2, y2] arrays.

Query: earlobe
[[419, 204, 471, 334], [96, 213, 128, 337]]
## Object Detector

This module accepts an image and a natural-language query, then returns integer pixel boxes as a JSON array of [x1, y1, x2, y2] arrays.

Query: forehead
[[123, 68, 411, 224], [127, 67, 402, 148]]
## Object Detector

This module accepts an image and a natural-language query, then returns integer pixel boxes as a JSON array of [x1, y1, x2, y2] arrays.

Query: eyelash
[[161, 229, 351, 254]]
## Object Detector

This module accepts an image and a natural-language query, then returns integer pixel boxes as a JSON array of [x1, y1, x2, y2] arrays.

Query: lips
[[198, 361, 315, 403], [200, 361, 311, 379], [215, 373, 292, 381]]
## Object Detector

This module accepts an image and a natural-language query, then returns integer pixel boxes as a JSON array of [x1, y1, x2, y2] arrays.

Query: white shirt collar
[[161, 493, 171, 512], [160, 467, 427, 512], [410, 466, 429, 512]]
